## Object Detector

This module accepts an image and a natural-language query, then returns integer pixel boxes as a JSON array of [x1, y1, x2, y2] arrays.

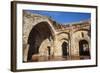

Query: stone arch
[[79, 40, 90, 56], [27, 21, 55, 61], [23, 12, 56, 45], [23, 12, 57, 62], [54, 32, 69, 56], [23, 19, 55, 44], [34, 20, 56, 36], [71, 30, 91, 56]]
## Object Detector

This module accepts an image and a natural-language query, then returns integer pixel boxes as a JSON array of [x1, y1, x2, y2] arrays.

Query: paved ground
[[26, 56, 90, 62]]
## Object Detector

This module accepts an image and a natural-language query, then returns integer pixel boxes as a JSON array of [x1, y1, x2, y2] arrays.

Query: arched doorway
[[79, 40, 90, 56], [27, 22, 53, 61], [62, 42, 69, 57]]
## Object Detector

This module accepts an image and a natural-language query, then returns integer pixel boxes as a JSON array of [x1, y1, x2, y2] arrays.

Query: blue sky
[[24, 10, 91, 24]]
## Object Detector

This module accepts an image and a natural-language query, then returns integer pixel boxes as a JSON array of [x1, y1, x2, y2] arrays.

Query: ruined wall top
[[23, 11, 91, 32]]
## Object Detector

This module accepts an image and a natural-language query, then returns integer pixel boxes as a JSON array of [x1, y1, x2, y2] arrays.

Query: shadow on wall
[[27, 22, 53, 61]]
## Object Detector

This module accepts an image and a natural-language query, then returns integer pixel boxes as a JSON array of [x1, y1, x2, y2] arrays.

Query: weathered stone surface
[[23, 11, 91, 62]]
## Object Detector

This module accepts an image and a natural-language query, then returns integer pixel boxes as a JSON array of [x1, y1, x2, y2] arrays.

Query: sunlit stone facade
[[23, 11, 91, 62]]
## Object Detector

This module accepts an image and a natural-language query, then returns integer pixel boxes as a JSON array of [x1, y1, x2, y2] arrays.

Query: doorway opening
[[62, 42, 69, 57], [79, 40, 90, 56], [47, 46, 51, 56]]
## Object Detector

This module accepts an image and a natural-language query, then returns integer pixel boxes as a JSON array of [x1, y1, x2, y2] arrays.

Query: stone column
[[23, 44, 29, 62]]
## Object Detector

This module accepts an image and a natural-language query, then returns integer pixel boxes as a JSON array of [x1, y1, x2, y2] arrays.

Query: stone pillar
[[53, 35, 58, 56], [23, 44, 29, 62]]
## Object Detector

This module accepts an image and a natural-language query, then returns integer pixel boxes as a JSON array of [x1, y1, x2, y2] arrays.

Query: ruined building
[[23, 11, 91, 62]]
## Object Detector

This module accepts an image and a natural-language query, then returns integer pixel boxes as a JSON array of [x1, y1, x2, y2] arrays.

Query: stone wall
[[23, 11, 91, 62]]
